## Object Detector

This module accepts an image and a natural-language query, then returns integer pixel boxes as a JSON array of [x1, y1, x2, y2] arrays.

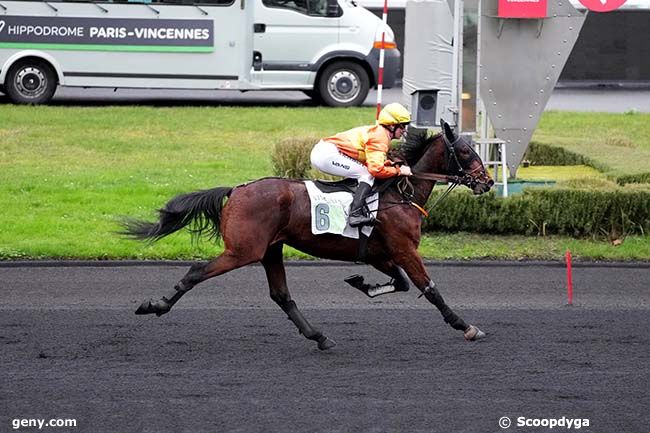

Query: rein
[[394, 176, 458, 216], [383, 132, 487, 216], [378, 176, 456, 218], [411, 171, 462, 184]]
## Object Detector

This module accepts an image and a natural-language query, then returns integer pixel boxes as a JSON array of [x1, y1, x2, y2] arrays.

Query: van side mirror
[[326, 0, 342, 17]]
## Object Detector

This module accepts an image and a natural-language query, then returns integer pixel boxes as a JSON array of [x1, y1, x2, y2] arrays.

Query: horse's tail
[[121, 186, 233, 242]]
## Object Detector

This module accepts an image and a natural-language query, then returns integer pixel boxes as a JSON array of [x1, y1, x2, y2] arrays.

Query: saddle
[[312, 177, 397, 195], [312, 178, 359, 194]]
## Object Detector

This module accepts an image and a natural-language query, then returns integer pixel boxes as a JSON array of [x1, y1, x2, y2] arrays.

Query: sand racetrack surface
[[1, 262, 648, 433]]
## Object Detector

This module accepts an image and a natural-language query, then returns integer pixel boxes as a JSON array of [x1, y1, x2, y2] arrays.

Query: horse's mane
[[391, 128, 442, 166]]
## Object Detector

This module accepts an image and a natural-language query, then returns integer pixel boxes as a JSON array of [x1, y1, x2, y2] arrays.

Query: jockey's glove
[[399, 165, 413, 176]]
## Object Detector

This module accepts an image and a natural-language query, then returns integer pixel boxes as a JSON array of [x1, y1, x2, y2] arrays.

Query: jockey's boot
[[349, 182, 375, 227]]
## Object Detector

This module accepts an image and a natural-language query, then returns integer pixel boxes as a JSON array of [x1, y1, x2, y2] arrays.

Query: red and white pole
[[375, 0, 389, 120]]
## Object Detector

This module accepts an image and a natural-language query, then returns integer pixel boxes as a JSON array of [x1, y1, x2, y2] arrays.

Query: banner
[[0, 16, 214, 52], [498, 0, 547, 18]]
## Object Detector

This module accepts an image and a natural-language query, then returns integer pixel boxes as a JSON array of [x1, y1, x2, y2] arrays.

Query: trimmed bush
[[271, 136, 342, 180], [524, 142, 589, 166], [616, 173, 650, 185], [271, 136, 318, 178], [524, 142, 650, 185], [423, 185, 650, 239]]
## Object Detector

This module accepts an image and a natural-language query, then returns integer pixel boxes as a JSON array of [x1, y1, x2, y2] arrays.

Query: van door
[[32, 1, 247, 91], [252, 0, 339, 86]]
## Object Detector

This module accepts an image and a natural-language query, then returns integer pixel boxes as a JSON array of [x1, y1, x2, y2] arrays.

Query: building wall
[[368, 8, 649, 84], [562, 10, 650, 82]]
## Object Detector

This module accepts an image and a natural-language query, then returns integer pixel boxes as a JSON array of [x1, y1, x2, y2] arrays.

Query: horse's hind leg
[[374, 261, 411, 292], [345, 260, 411, 298], [135, 250, 258, 316], [262, 243, 336, 351]]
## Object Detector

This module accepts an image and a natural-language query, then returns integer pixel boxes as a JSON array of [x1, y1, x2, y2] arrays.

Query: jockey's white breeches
[[310, 140, 375, 186]]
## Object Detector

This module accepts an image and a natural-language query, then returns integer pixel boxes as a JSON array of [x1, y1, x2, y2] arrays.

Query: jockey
[[310, 102, 413, 227]]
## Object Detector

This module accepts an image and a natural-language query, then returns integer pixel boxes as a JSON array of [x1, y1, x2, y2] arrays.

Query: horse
[[122, 121, 494, 350]]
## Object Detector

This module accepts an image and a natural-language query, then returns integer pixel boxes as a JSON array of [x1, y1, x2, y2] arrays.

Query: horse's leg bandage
[[421, 280, 468, 331]]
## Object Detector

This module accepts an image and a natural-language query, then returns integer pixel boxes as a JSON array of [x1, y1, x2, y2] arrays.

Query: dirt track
[[1, 263, 648, 433]]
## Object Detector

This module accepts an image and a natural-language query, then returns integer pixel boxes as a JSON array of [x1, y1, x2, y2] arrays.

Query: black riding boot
[[348, 182, 375, 227]]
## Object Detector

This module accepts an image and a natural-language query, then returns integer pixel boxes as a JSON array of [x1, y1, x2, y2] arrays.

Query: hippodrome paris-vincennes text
[[5, 25, 209, 40]]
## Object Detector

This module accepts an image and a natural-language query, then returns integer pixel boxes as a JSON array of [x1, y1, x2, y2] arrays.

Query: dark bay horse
[[123, 121, 493, 350]]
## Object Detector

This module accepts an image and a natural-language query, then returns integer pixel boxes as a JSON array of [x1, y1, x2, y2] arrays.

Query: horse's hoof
[[135, 299, 170, 316], [135, 300, 154, 315], [317, 336, 337, 351], [464, 325, 486, 341]]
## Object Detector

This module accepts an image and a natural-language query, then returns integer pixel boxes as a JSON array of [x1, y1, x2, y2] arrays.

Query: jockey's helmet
[[378, 103, 411, 126]]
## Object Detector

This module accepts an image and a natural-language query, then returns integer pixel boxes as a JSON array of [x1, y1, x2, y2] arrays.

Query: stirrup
[[348, 205, 376, 227], [349, 213, 376, 227]]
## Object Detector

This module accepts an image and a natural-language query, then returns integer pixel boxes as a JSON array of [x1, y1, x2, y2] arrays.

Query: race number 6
[[315, 203, 330, 231]]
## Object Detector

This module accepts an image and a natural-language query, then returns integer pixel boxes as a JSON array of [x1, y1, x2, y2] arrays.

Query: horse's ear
[[442, 120, 456, 142]]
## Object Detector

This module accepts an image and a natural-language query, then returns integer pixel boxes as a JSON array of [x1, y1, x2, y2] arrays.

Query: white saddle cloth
[[305, 181, 378, 239]]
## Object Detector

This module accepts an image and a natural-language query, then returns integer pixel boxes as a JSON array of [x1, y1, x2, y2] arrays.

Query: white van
[[0, 0, 400, 106]]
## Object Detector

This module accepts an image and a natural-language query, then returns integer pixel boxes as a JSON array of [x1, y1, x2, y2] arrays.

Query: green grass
[[1, 105, 648, 261], [515, 165, 606, 182], [533, 111, 650, 181], [417, 233, 650, 261]]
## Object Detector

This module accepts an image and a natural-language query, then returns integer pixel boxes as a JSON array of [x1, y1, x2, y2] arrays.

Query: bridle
[[396, 132, 492, 213], [411, 133, 488, 189]]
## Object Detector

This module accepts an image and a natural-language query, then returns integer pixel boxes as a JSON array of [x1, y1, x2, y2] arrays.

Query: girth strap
[[356, 228, 369, 263]]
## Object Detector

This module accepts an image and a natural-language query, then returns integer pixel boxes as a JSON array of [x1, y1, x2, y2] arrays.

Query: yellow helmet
[[378, 103, 411, 126]]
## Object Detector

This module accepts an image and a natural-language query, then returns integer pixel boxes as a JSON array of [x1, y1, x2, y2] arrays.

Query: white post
[[375, 0, 390, 120], [501, 142, 508, 197], [451, 0, 463, 127]]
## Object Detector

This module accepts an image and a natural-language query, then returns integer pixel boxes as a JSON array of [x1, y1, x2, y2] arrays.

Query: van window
[[263, 0, 330, 17]]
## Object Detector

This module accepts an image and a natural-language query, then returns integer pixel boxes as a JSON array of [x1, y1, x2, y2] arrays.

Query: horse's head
[[441, 120, 494, 195]]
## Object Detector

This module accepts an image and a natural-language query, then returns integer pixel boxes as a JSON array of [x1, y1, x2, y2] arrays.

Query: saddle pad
[[305, 181, 378, 239]]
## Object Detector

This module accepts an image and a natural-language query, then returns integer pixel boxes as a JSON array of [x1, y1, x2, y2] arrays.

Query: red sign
[[498, 0, 548, 18], [577, 0, 626, 12]]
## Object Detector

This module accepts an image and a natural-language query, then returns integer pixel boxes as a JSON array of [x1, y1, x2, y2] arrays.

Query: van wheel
[[317, 61, 369, 107], [5, 60, 57, 104]]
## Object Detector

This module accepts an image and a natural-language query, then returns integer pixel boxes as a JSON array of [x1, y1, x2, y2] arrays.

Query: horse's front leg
[[394, 251, 486, 341]]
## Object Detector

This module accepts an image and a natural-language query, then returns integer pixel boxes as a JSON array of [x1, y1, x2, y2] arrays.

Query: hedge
[[273, 136, 649, 238], [423, 185, 650, 239], [524, 141, 591, 166], [616, 173, 650, 185], [524, 142, 650, 185]]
